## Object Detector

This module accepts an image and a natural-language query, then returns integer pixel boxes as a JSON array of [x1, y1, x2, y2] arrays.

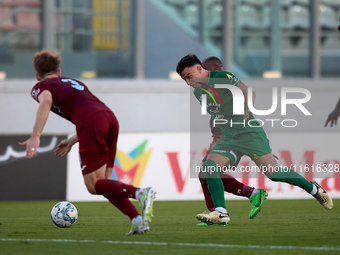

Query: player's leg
[[220, 173, 255, 198], [196, 153, 230, 225], [255, 153, 333, 210], [83, 164, 140, 198], [205, 153, 229, 212], [200, 169, 260, 221], [219, 172, 267, 220], [104, 166, 151, 235], [199, 171, 215, 211], [104, 167, 139, 219], [78, 111, 155, 234], [83, 165, 151, 234], [80, 111, 155, 204]]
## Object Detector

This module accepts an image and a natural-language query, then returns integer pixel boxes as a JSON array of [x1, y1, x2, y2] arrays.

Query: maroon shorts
[[76, 110, 119, 175]]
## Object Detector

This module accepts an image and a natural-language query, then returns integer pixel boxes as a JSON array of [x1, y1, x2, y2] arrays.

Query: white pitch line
[[1, 238, 340, 251]]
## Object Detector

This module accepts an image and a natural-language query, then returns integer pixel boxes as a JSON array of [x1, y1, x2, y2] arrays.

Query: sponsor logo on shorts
[[212, 150, 226, 153]]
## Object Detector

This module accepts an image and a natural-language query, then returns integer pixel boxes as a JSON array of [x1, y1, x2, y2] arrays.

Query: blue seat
[[287, 4, 309, 30], [237, 4, 261, 30], [320, 4, 338, 30]]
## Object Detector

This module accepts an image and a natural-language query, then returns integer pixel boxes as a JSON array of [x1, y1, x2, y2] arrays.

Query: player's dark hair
[[33, 49, 61, 78], [176, 54, 203, 75]]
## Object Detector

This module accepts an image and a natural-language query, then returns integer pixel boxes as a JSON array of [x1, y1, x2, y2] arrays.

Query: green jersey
[[193, 71, 265, 138]]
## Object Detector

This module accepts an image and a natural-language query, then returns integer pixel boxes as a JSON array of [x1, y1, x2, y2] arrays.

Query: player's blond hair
[[33, 49, 61, 78]]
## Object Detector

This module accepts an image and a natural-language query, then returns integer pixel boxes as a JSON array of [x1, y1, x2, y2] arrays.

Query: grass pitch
[[0, 199, 339, 255]]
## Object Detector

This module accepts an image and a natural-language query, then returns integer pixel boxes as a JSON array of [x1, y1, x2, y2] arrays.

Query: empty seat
[[0, 0, 40, 7], [241, 0, 270, 8], [287, 4, 309, 30], [320, 4, 337, 30], [207, 3, 223, 29], [19, 0, 41, 7], [261, 5, 289, 30], [281, 0, 293, 7], [15, 12, 41, 30], [237, 4, 261, 30], [260, 5, 271, 29], [294, 0, 310, 6], [183, 3, 198, 29], [321, 0, 340, 7], [0, 0, 21, 7], [0, 7, 16, 30]]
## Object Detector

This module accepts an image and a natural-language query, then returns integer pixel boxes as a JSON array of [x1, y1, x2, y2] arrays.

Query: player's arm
[[325, 97, 340, 127], [19, 90, 52, 158], [238, 82, 255, 120], [55, 134, 78, 157]]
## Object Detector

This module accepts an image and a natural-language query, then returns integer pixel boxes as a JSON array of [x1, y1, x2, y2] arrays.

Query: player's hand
[[18, 135, 40, 159], [55, 138, 72, 157], [325, 109, 340, 127], [243, 109, 251, 120]]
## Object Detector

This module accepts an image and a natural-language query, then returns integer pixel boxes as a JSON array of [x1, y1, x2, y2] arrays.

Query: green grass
[[0, 199, 339, 255]]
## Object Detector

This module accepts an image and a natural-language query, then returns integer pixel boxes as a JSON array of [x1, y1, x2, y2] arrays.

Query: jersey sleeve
[[31, 84, 49, 103], [225, 72, 241, 86]]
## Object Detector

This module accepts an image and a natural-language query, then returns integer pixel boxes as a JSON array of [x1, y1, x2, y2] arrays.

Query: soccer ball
[[51, 201, 78, 228]]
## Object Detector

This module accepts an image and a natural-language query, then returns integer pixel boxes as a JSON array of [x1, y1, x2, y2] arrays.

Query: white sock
[[215, 207, 227, 214], [249, 188, 258, 199], [135, 189, 142, 200], [131, 215, 142, 225], [310, 184, 318, 196]]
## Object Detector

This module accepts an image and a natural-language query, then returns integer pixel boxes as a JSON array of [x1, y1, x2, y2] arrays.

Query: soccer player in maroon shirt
[[198, 56, 267, 221], [19, 49, 156, 235]]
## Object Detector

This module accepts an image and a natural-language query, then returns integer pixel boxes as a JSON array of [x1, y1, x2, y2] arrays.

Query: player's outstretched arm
[[19, 90, 52, 158], [55, 134, 78, 157], [325, 97, 340, 127]]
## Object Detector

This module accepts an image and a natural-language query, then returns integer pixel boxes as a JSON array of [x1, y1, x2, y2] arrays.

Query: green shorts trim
[[208, 132, 272, 165]]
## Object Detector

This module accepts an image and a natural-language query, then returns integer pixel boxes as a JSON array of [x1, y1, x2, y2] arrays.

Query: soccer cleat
[[249, 189, 268, 219], [137, 187, 157, 222], [126, 219, 149, 235], [196, 210, 230, 225], [196, 222, 221, 226], [311, 181, 333, 210]]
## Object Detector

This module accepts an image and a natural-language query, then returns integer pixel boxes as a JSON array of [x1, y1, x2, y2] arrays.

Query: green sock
[[203, 159, 226, 209], [270, 168, 313, 193]]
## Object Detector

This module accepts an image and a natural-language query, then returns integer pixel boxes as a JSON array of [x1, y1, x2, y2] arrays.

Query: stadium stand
[[15, 12, 41, 30], [0, 7, 16, 30], [0, 0, 40, 7]]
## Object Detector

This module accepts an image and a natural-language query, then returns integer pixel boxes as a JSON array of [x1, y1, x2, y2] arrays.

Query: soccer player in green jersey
[[199, 56, 268, 221], [176, 54, 333, 225]]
